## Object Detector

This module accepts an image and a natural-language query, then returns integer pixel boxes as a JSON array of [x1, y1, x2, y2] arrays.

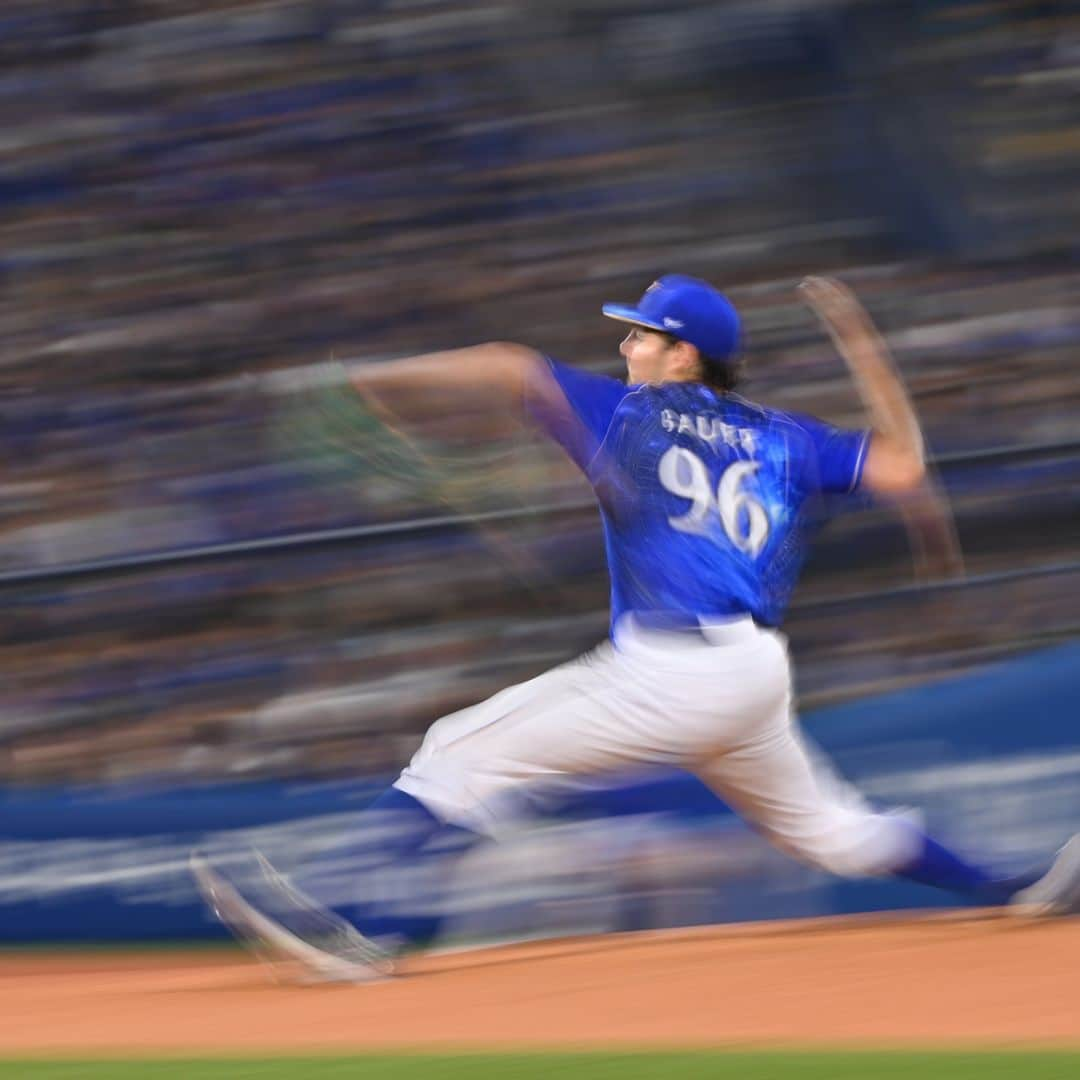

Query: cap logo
[[662, 316, 684, 329]]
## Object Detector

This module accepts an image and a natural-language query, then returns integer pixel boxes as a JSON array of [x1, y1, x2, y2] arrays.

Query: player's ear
[[676, 341, 703, 380]]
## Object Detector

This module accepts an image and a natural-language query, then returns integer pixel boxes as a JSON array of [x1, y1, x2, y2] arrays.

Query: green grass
[[1, 1053, 1078, 1080]]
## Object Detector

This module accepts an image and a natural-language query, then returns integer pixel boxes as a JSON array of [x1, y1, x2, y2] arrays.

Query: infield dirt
[[4, 910, 1078, 1055]]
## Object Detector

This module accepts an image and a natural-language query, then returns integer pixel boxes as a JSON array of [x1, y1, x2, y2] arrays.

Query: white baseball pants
[[395, 615, 919, 878]]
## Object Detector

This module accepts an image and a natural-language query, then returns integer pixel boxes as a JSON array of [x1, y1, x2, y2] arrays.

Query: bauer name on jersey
[[531, 357, 870, 629]]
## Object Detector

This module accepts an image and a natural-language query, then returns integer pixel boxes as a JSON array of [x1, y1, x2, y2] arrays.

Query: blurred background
[[0, 0, 1077, 943]]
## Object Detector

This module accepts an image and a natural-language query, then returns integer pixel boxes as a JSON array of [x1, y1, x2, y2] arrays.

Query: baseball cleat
[[190, 849, 394, 983], [1008, 834, 1080, 917]]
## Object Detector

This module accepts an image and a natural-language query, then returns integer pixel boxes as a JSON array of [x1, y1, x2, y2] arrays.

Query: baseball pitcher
[[194, 274, 1079, 982]]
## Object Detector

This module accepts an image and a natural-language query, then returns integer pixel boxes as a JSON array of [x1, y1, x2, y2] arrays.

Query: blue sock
[[893, 826, 1041, 905], [348, 786, 477, 947], [364, 786, 444, 858]]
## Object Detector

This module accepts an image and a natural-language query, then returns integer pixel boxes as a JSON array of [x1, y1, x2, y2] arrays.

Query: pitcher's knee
[[785, 811, 919, 878]]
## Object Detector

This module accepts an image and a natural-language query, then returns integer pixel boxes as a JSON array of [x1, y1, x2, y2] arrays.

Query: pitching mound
[[4, 910, 1078, 1054]]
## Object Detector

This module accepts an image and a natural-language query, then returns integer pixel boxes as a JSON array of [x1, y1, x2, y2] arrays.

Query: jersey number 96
[[657, 446, 770, 557]]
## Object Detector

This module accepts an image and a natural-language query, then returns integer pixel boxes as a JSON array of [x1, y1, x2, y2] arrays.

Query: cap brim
[[601, 303, 667, 332]]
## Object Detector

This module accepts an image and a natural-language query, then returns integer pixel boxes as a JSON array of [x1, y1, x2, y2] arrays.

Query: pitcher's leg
[[394, 642, 653, 834], [345, 786, 475, 947], [697, 709, 1038, 901], [349, 644, 648, 946], [697, 716, 919, 877]]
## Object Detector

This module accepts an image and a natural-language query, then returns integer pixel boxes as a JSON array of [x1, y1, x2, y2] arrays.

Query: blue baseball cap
[[602, 274, 741, 362]]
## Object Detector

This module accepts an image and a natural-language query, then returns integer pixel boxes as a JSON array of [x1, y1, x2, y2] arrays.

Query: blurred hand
[[799, 275, 883, 352], [800, 275, 965, 584]]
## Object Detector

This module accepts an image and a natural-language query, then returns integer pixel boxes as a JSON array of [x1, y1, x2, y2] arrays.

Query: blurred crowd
[[0, 0, 1077, 784]]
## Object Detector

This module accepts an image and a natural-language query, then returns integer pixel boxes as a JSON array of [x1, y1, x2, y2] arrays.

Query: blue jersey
[[532, 358, 870, 628]]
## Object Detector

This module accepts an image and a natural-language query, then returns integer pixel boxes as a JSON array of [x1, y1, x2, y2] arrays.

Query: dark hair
[[699, 354, 741, 393], [658, 331, 740, 393]]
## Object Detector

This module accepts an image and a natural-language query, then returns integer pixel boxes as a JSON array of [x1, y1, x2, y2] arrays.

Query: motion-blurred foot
[[190, 848, 394, 983], [1009, 835, 1080, 917]]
